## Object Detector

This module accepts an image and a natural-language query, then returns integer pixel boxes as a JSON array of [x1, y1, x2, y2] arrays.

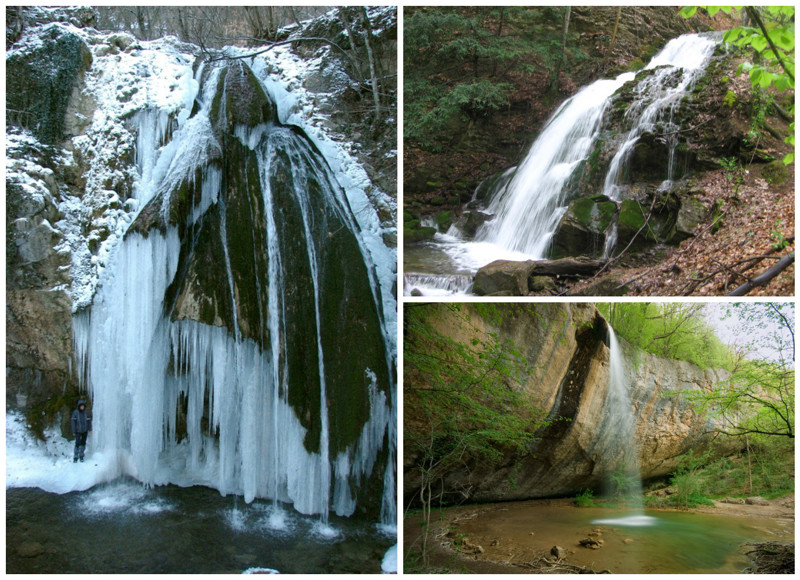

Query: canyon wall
[[404, 303, 729, 505]]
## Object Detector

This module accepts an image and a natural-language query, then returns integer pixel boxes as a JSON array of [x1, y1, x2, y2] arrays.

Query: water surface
[[7, 480, 393, 574]]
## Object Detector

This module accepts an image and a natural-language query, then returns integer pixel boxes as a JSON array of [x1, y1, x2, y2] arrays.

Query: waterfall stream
[[604, 327, 644, 504], [405, 33, 719, 296], [593, 327, 656, 527], [72, 57, 395, 523]]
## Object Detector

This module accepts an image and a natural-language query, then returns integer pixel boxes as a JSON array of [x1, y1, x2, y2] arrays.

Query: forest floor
[[404, 492, 794, 574], [569, 163, 795, 297]]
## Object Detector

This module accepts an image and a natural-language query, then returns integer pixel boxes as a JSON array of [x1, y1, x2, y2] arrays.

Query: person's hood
[[77, 399, 86, 408]]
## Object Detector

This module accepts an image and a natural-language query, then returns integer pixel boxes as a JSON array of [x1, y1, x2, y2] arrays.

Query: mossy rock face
[[208, 60, 278, 139], [134, 59, 390, 459], [549, 196, 617, 259], [6, 24, 93, 144], [762, 160, 790, 186], [671, 197, 706, 243], [615, 199, 659, 252]]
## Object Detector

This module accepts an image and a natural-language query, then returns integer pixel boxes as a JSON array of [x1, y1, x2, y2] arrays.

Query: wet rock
[[461, 538, 485, 555], [551, 545, 568, 559], [473, 259, 536, 296], [550, 195, 617, 259], [579, 538, 603, 549]]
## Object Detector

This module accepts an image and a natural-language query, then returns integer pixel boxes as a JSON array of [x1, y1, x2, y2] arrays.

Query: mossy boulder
[[550, 195, 617, 259], [6, 24, 93, 144], [762, 160, 790, 186], [616, 199, 659, 251], [404, 220, 436, 243]]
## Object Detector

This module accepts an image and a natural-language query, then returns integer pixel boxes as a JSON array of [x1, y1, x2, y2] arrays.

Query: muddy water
[[443, 501, 792, 574], [7, 480, 394, 574]]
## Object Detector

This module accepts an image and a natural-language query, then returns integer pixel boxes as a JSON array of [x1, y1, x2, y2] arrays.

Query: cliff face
[[404, 303, 729, 505], [6, 7, 397, 442]]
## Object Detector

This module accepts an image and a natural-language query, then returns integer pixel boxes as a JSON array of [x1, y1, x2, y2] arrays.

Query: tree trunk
[[550, 7, 571, 96], [360, 7, 382, 124]]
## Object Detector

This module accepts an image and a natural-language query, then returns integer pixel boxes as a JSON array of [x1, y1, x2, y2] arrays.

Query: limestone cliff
[[404, 303, 729, 506]]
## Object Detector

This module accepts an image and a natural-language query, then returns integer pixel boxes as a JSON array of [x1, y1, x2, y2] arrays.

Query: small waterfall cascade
[[593, 326, 658, 527], [73, 57, 395, 524], [477, 33, 718, 258], [600, 34, 719, 200], [605, 327, 643, 503]]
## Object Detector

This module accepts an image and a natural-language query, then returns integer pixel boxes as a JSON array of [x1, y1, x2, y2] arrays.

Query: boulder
[[671, 197, 705, 242], [745, 496, 770, 506], [473, 260, 536, 296], [17, 542, 45, 558], [550, 195, 617, 259], [451, 210, 492, 238], [615, 199, 658, 251], [551, 545, 568, 559]]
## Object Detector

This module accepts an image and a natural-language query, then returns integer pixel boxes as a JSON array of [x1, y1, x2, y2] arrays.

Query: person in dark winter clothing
[[71, 399, 92, 463]]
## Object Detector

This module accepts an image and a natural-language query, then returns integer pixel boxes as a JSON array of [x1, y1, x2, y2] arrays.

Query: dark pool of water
[[7, 480, 394, 574]]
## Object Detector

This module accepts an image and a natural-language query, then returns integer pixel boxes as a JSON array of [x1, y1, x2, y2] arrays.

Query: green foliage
[[770, 219, 789, 249], [574, 488, 596, 507], [682, 303, 794, 441], [681, 6, 795, 164], [609, 466, 640, 501], [696, 439, 794, 499], [404, 7, 577, 151], [722, 89, 737, 107], [596, 303, 736, 370], [405, 303, 551, 497]]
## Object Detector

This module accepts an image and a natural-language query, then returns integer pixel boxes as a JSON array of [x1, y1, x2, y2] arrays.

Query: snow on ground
[[6, 411, 119, 493]]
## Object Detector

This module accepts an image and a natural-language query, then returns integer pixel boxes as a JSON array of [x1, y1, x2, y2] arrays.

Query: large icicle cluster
[[73, 20, 395, 523]]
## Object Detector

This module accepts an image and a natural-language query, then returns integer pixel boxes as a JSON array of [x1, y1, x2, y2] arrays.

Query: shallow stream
[[7, 479, 394, 573], [443, 502, 792, 574]]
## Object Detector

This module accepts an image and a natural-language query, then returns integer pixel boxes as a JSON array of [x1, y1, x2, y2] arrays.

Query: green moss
[[569, 197, 616, 233], [618, 199, 647, 231], [723, 89, 736, 108], [405, 225, 437, 243], [436, 210, 453, 230], [762, 159, 790, 185]]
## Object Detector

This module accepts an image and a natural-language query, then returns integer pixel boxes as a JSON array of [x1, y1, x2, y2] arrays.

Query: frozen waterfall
[[73, 57, 395, 523]]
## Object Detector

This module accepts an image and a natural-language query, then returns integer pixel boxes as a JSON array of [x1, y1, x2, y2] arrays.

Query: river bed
[[7, 480, 394, 574], [406, 499, 793, 574]]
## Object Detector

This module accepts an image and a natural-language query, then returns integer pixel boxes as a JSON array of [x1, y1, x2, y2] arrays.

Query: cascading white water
[[478, 76, 632, 257], [73, 59, 395, 524], [479, 33, 718, 257], [593, 326, 658, 527], [600, 34, 719, 201], [404, 33, 720, 291]]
